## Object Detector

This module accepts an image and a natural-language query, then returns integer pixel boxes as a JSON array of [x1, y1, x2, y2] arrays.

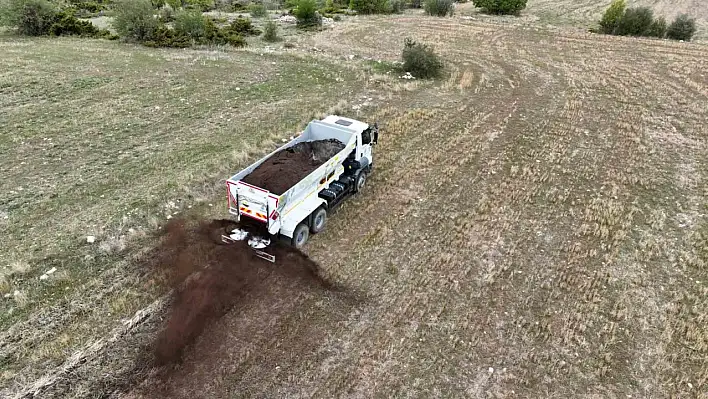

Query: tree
[[349, 0, 390, 14], [112, 0, 158, 41], [613, 6, 654, 37], [424, 0, 453, 17], [648, 16, 666, 38], [666, 14, 696, 41], [472, 0, 527, 15], [293, 0, 321, 28], [0, 0, 57, 35], [401, 37, 443, 79], [599, 0, 625, 34]]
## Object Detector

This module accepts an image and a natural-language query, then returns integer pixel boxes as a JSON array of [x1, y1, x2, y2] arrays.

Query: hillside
[[526, 0, 708, 40]]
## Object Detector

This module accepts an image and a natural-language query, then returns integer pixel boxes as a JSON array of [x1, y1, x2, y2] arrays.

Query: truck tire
[[310, 207, 327, 234], [354, 171, 367, 193], [291, 223, 309, 249]]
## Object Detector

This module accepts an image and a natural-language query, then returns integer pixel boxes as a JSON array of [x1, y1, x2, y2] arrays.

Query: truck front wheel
[[354, 171, 367, 193], [292, 223, 309, 249]]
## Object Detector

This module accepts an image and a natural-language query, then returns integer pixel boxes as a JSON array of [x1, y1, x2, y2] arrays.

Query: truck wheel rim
[[297, 230, 306, 245], [315, 213, 324, 229], [358, 175, 366, 190]]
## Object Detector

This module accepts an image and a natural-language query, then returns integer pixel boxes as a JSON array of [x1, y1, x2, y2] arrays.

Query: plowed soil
[[241, 139, 345, 195]]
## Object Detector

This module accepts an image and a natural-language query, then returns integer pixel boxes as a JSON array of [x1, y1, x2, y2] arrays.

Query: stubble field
[[1, 7, 707, 399]]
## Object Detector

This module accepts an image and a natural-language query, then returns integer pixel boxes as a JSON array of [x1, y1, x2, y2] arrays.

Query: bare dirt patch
[[148, 218, 336, 366], [120, 217, 359, 399]]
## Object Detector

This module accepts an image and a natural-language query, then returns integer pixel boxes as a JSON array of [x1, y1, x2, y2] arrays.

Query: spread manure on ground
[[149, 217, 334, 367]]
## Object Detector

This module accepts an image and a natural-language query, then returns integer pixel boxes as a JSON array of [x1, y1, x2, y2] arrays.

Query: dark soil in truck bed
[[241, 139, 346, 195]]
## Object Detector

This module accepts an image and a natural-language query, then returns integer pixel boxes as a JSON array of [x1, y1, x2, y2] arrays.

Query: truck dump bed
[[240, 139, 345, 195], [226, 119, 359, 235]]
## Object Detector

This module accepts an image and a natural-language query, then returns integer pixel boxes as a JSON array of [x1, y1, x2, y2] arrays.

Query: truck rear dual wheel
[[310, 207, 327, 234], [291, 207, 327, 249], [292, 223, 309, 249]]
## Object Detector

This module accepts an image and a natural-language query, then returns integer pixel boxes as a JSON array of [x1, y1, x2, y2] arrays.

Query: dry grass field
[[1, 5, 707, 399], [523, 0, 708, 40]]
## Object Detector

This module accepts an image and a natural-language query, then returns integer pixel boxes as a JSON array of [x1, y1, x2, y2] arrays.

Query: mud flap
[[253, 249, 276, 263]]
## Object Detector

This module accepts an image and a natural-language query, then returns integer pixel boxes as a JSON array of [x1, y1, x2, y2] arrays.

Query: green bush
[[389, 0, 404, 13], [666, 14, 696, 41], [174, 9, 206, 41], [423, 0, 452, 16], [294, 0, 321, 28], [183, 0, 214, 11], [205, 17, 246, 45], [143, 17, 246, 47], [143, 23, 191, 46], [73, 1, 104, 14], [401, 37, 443, 79], [248, 2, 267, 16], [321, 0, 336, 12], [322, 0, 349, 13], [230, 16, 260, 35], [262, 18, 278, 41], [0, 0, 57, 35], [112, 0, 158, 41], [472, 0, 526, 15], [598, 0, 625, 34], [613, 6, 654, 36], [408, 0, 421, 8], [349, 0, 389, 14], [49, 9, 100, 35], [648, 16, 666, 38], [157, 4, 175, 22], [0, 0, 113, 37], [164, 0, 181, 8]]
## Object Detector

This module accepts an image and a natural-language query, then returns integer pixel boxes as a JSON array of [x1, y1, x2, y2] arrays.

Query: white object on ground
[[86, 236, 96, 243], [248, 236, 270, 249], [46, 267, 57, 275], [229, 228, 249, 241], [277, 15, 296, 23]]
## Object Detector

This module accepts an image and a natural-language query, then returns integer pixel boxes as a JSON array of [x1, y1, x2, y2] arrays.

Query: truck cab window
[[361, 129, 372, 145]]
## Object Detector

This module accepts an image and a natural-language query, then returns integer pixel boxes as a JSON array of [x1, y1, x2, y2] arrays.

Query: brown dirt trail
[[117, 217, 359, 399], [146, 218, 338, 366]]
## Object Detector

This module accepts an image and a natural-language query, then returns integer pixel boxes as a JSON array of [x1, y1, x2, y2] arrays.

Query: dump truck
[[222, 115, 379, 262]]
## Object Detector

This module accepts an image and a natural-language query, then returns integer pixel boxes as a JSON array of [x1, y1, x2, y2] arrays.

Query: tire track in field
[[296, 51, 550, 395]]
